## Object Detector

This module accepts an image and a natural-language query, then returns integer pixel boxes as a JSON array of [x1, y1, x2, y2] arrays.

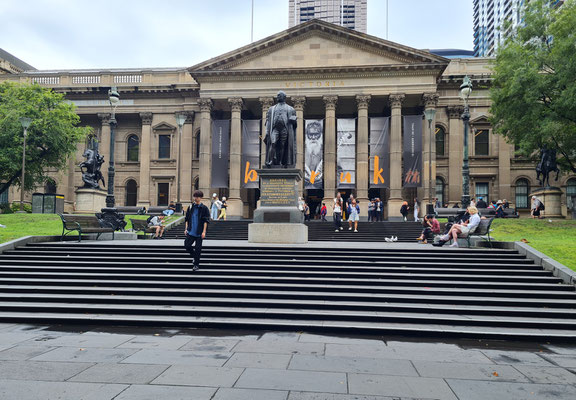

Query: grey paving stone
[[288, 393, 430, 400], [0, 332, 40, 347], [412, 360, 528, 382], [480, 350, 555, 366], [348, 374, 458, 400], [26, 333, 135, 348], [233, 340, 324, 355], [541, 354, 576, 368], [225, 352, 292, 369], [213, 387, 288, 400], [31, 346, 137, 363], [513, 365, 576, 385], [298, 334, 385, 345], [290, 354, 418, 376], [0, 345, 56, 361], [69, 362, 169, 384], [543, 345, 576, 355], [235, 368, 347, 393], [114, 384, 216, 400], [116, 335, 193, 350], [152, 365, 244, 387], [447, 379, 576, 400], [259, 332, 301, 342], [0, 360, 93, 381], [0, 379, 127, 400], [178, 337, 239, 352], [121, 348, 231, 366], [0, 324, 16, 332]]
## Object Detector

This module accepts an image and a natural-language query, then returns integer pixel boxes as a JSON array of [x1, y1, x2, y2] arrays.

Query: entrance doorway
[[305, 189, 324, 220], [157, 183, 169, 206]]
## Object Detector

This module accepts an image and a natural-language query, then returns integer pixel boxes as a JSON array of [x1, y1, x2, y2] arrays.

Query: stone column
[[97, 113, 111, 185], [498, 135, 512, 204], [198, 98, 213, 205], [422, 93, 439, 210], [388, 94, 405, 217], [180, 111, 195, 206], [356, 94, 371, 216], [292, 96, 306, 196], [447, 106, 464, 205], [259, 97, 274, 169], [322, 95, 338, 204], [228, 97, 244, 217], [137, 112, 153, 206]]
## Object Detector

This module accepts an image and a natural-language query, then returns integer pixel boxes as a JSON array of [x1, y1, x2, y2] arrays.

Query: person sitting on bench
[[148, 215, 166, 239], [439, 206, 481, 248]]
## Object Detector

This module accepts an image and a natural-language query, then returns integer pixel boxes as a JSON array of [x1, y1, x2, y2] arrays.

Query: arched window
[[435, 177, 445, 207], [44, 179, 57, 194], [127, 135, 139, 162], [475, 129, 489, 156], [195, 131, 201, 159], [435, 126, 445, 156], [515, 178, 530, 209], [567, 178, 576, 209], [125, 179, 138, 206]]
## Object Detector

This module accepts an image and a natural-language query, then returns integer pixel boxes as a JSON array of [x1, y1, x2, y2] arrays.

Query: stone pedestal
[[249, 168, 308, 243], [75, 188, 107, 213], [531, 187, 564, 219]]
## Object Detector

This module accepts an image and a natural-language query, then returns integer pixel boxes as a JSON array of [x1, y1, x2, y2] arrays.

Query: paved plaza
[[0, 322, 575, 400]]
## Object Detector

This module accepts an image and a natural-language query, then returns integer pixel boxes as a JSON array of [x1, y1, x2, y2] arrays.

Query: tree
[[0, 82, 91, 197], [490, 0, 576, 173]]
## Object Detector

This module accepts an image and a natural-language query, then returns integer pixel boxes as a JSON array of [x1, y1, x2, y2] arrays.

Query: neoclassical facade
[[1, 20, 575, 217]]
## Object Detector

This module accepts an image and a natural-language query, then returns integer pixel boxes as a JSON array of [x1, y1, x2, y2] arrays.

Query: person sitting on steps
[[417, 214, 440, 244]]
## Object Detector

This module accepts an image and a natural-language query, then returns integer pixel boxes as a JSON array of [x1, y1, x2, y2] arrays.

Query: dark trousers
[[184, 235, 203, 266], [421, 227, 437, 240], [333, 212, 342, 230]]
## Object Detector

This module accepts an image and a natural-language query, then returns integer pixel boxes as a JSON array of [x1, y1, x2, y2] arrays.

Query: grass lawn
[[0, 213, 179, 244]]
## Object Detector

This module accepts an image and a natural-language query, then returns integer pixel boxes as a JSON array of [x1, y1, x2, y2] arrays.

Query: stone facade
[[1, 20, 575, 217]]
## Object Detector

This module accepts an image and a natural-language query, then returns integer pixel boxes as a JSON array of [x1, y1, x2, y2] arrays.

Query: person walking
[[304, 203, 311, 221], [368, 199, 375, 222], [210, 193, 220, 221], [184, 190, 210, 272], [413, 198, 420, 222], [218, 197, 227, 220], [333, 193, 344, 232], [400, 201, 409, 222], [376, 198, 383, 222], [531, 196, 544, 219], [347, 199, 360, 232], [320, 202, 327, 221]]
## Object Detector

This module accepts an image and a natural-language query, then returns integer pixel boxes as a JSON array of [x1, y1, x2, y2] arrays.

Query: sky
[[0, 0, 473, 71]]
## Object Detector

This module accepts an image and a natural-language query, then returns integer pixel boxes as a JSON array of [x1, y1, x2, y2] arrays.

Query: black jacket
[[185, 203, 210, 237]]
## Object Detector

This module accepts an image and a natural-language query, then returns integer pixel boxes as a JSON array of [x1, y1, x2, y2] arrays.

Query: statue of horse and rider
[[536, 147, 560, 187], [79, 148, 105, 190]]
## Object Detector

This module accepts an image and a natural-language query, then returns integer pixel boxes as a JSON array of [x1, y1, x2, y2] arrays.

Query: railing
[[33, 76, 60, 85], [114, 75, 143, 83], [72, 75, 101, 84]]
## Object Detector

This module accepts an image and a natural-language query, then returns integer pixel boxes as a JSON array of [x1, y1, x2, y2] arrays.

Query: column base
[[356, 197, 369, 217], [224, 198, 243, 219], [387, 198, 405, 220]]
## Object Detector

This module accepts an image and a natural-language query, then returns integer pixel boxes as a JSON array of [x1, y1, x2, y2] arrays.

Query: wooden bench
[[477, 207, 519, 218], [435, 208, 465, 219], [115, 206, 146, 215], [450, 217, 495, 248], [59, 214, 114, 242], [130, 218, 155, 237], [146, 206, 171, 216]]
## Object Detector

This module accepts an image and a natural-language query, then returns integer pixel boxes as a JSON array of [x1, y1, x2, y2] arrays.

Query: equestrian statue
[[536, 146, 560, 187]]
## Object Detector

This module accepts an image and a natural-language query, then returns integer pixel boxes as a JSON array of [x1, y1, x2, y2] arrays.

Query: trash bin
[[43, 194, 65, 214], [32, 193, 44, 213]]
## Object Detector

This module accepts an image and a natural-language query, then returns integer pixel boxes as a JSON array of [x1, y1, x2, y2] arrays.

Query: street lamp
[[105, 87, 120, 208], [175, 112, 187, 213], [460, 76, 473, 209], [18, 117, 32, 213], [424, 108, 436, 215]]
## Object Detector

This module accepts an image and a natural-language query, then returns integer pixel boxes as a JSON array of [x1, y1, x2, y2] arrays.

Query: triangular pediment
[[152, 122, 176, 131], [470, 114, 491, 125]]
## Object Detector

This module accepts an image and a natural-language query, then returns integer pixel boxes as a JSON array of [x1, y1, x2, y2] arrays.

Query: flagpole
[[251, 0, 254, 42]]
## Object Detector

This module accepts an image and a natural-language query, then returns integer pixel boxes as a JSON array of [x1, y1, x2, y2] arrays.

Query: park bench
[[146, 206, 170, 216], [130, 218, 155, 237], [115, 206, 146, 215], [59, 214, 114, 242], [477, 207, 519, 218], [435, 208, 464, 219], [448, 217, 494, 248]]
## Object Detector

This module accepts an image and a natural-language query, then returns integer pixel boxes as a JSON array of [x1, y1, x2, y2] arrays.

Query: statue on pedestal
[[264, 91, 297, 168], [79, 140, 105, 190], [536, 146, 560, 187]]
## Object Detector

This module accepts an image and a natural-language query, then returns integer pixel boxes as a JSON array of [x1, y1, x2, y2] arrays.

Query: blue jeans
[[211, 205, 219, 220]]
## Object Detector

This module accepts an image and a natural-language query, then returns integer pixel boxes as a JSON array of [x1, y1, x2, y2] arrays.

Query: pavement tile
[[151, 365, 244, 387], [121, 348, 231, 366], [0, 332, 41, 347], [0, 379, 127, 400], [115, 336, 193, 350], [289, 354, 418, 376], [0, 345, 56, 361], [235, 368, 347, 393], [412, 360, 528, 382], [0, 360, 93, 381], [541, 354, 576, 368], [224, 352, 292, 369], [259, 332, 301, 342], [69, 362, 169, 384], [178, 337, 239, 352], [513, 365, 576, 385], [25, 333, 135, 348], [233, 340, 324, 355], [348, 374, 458, 400], [446, 379, 576, 400], [543, 345, 576, 355], [213, 387, 288, 400], [31, 346, 137, 363], [298, 334, 385, 345], [480, 350, 555, 366], [114, 384, 216, 400], [288, 393, 431, 400]]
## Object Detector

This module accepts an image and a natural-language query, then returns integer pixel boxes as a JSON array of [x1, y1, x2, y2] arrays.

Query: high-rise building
[[289, 0, 367, 33]]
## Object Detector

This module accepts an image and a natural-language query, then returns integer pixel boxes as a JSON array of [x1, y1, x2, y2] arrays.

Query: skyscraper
[[289, 0, 367, 33]]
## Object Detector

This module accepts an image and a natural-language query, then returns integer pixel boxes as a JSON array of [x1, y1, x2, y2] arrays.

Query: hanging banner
[[211, 120, 230, 188], [304, 119, 324, 189], [369, 117, 390, 188], [337, 118, 356, 189], [241, 120, 260, 189], [403, 115, 423, 187]]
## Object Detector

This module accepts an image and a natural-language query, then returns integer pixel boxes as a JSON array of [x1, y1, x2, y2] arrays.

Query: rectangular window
[[515, 183, 529, 208], [158, 135, 171, 159], [157, 183, 169, 206], [475, 182, 489, 203], [0, 186, 8, 205], [475, 130, 489, 155]]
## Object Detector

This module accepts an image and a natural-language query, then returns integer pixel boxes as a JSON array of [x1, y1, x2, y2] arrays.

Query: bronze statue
[[264, 91, 297, 168], [79, 147, 105, 190], [536, 147, 560, 187]]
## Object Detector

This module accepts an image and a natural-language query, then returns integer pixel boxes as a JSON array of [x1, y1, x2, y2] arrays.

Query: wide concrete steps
[[0, 243, 574, 340]]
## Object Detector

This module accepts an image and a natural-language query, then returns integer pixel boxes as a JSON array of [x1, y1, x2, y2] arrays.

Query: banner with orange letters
[[402, 115, 423, 188], [369, 117, 390, 188], [241, 119, 260, 189], [337, 118, 356, 189]]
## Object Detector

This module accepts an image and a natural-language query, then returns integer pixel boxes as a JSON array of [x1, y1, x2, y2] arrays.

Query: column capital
[[228, 97, 243, 112], [446, 105, 465, 119], [292, 96, 306, 111], [259, 96, 274, 110], [323, 95, 338, 110], [198, 98, 213, 113], [388, 94, 405, 109], [185, 111, 195, 124], [98, 113, 111, 125], [422, 92, 439, 109], [139, 112, 153, 125], [355, 94, 371, 110]]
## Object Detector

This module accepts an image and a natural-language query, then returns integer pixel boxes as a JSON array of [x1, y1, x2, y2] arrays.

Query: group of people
[[416, 205, 483, 248], [400, 198, 420, 222], [332, 193, 361, 232], [210, 194, 228, 221]]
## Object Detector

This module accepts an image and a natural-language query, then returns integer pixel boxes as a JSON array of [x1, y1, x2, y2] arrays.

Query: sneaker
[[421, 240, 428, 244], [335, 229, 339, 232], [354, 229, 358, 233], [449, 242, 459, 248], [348, 227, 352, 231], [192, 265, 200, 272], [385, 237, 392, 242], [340, 227, 343, 230]]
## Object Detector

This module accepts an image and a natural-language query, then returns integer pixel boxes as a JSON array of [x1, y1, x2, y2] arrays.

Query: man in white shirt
[[333, 193, 343, 232]]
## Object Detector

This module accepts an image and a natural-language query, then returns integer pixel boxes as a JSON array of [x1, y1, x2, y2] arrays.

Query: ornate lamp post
[[460, 76, 473, 209], [424, 108, 436, 215], [175, 112, 187, 213], [18, 117, 32, 213]]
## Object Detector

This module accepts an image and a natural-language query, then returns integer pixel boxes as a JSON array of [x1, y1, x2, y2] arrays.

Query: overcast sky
[[1, 0, 473, 71]]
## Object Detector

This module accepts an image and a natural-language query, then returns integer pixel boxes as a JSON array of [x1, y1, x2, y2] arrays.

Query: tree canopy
[[490, 0, 576, 173], [0, 82, 91, 197]]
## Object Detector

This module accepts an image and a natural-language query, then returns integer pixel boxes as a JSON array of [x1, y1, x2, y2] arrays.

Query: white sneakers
[[354, 229, 358, 233], [384, 236, 398, 242]]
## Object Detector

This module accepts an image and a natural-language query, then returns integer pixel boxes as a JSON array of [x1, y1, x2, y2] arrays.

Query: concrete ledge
[[0, 235, 63, 254], [95, 232, 137, 241], [514, 241, 576, 285], [248, 223, 308, 244]]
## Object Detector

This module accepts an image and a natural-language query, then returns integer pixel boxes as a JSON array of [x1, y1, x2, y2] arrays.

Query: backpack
[[539, 202, 545, 211], [146, 215, 154, 224]]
